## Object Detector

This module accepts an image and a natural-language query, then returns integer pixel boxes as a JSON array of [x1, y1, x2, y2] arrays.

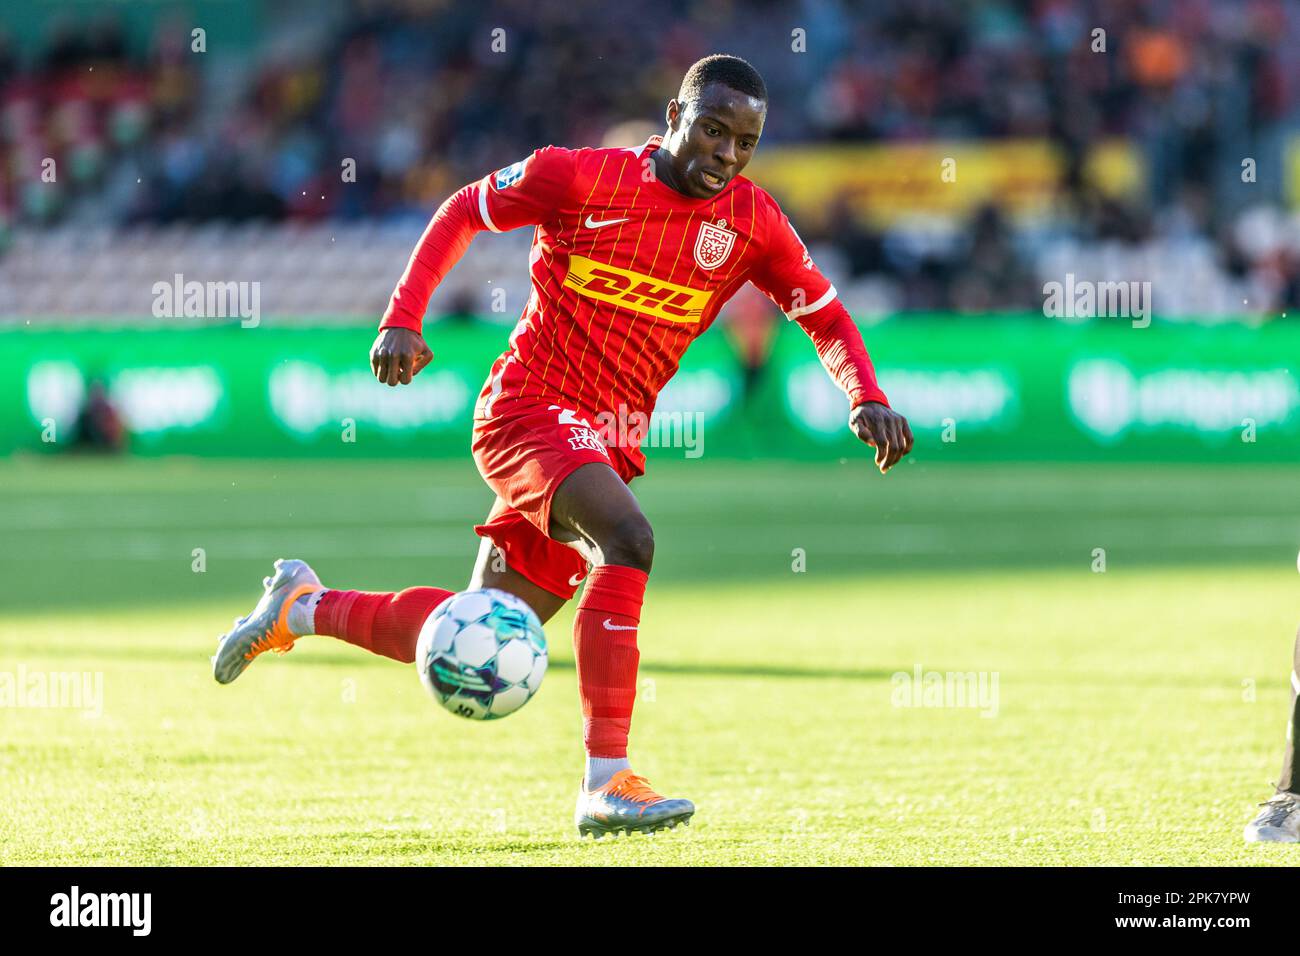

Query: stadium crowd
[[3, 0, 1299, 318]]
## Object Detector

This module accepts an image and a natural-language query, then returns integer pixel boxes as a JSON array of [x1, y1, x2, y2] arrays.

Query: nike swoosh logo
[[568, 572, 585, 587], [584, 214, 629, 229], [602, 618, 637, 631]]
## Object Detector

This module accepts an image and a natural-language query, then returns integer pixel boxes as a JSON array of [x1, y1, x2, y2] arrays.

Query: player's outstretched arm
[[849, 400, 913, 474], [371, 327, 434, 387], [370, 147, 576, 387], [749, 200, 913, 474], [371, 181, 484, 385], [792, 301, 913, 473], [797, 305, 913, 474]]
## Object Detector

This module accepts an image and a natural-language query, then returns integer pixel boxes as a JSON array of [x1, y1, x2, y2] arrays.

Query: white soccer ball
[[415, 588, 548, 720]]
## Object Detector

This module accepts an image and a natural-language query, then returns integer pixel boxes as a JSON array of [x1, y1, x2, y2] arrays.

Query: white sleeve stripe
[[477, 181, 502, 233], [785, 284, 837, 320]]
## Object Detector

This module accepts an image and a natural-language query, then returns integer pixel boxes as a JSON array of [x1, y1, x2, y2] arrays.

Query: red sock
[[314, 587, 454, 663], [572, 564, 647, 759]]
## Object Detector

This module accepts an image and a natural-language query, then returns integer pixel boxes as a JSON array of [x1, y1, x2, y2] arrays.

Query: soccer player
[[213, 54, 913, 837], [1244, 626, 1300, 841]]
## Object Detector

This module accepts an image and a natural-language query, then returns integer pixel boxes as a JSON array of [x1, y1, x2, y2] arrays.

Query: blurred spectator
[[71, 379, 126, 452], [3, 0, 1300, 321], [719, 284, 779, 406]]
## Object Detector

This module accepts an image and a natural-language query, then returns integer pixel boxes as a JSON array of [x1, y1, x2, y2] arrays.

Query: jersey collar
[[634, 134, 740, 204]]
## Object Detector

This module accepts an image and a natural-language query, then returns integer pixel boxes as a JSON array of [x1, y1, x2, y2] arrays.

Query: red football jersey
[[382, 134, 887, 474]]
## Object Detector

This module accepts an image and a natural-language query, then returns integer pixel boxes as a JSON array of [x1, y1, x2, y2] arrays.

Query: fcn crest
[[694, 219, 736, 270]]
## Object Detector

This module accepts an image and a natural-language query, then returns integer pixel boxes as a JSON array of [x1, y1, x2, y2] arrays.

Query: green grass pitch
[[1, 455, 1297, 865]]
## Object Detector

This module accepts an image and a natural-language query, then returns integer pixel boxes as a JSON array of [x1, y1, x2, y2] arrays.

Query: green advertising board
[[1, 317, 1297, 461]]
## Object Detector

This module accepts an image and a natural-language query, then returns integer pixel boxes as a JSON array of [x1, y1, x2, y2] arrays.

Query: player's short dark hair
[[678, 54, 767, 106]]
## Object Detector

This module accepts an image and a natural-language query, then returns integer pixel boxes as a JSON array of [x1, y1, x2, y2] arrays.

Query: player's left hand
[[849, 401, 913, 474]]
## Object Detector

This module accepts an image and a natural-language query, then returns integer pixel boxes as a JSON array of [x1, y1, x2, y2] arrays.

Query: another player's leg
[[1244, 626, 1300, 842], [550, 462, 695, 837]]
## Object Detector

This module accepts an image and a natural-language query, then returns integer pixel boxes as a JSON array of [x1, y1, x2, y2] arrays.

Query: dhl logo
[[563, 256, 712, 323]]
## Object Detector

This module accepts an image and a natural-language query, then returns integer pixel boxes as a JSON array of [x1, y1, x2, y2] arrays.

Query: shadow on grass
[[0, 640, 1262, 692], [1, 640, 899, 682]]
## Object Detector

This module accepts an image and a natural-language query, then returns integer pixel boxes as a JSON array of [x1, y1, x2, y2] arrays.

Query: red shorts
[[471, 398, 643, 600]]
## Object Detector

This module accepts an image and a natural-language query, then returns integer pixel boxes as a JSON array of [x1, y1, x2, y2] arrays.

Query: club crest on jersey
[[694, 219, 736, 270], [494, 160, 527, 190]]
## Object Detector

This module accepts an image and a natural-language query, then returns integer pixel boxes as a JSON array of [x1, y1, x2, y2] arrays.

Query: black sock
[[1275, 626, 1300, 793]]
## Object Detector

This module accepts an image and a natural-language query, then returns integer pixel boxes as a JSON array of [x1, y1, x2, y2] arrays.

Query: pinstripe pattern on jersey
[[570, 153, 634, 415], [494, 140, 773, 432]]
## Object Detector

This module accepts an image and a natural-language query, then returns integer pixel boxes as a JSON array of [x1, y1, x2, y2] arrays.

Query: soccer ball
[[415, 588, 548, 720]]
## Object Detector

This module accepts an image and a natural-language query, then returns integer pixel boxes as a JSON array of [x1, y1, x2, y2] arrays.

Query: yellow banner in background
[[745, 139, 1142, 229], [1286, 135, 1300, 209]]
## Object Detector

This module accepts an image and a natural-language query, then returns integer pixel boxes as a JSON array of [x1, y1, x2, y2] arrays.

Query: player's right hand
[[370, 327, 433, 386]]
